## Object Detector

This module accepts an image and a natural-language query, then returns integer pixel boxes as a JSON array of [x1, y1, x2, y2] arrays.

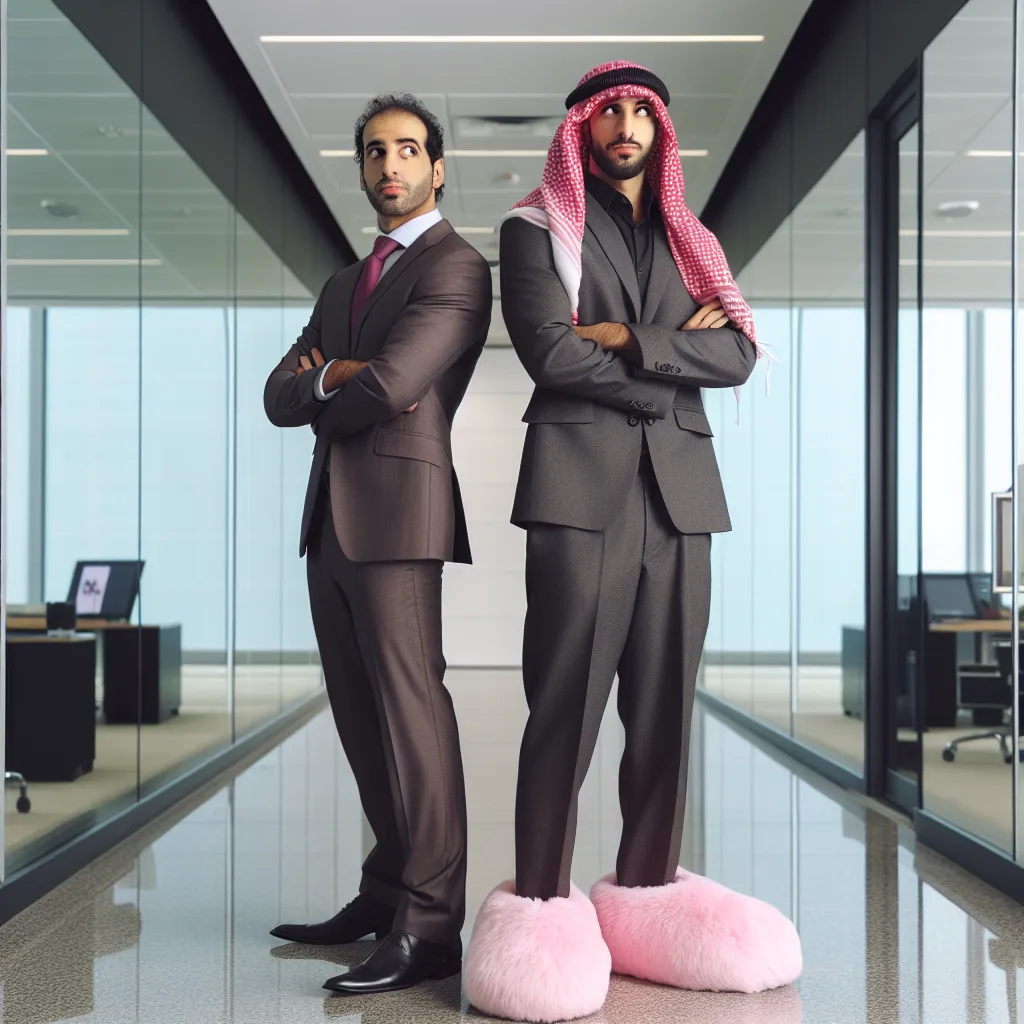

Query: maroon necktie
[[350, 235, 403, 332]]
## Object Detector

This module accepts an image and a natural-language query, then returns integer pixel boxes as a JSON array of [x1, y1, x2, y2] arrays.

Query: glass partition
[[1, 0, 322, 876], [918, 0, 1016, 854], [702, 132, 867, 777]]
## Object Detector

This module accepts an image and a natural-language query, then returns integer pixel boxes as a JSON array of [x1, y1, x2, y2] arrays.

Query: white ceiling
[[6, 0, 1010, 315], [4, 0, 312, 304], [205, 0, 815, 280]]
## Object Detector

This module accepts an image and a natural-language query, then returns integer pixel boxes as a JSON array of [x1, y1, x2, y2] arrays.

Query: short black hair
[[353, 93, 445, 202]]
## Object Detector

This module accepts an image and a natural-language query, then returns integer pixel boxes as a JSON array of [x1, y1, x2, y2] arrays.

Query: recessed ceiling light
[[6, 148, 48, 156], [900, 229, 1008, 238], [322, 148, 707, 158], [936, 200, 980, 217], [8, 258, 161, 267], [263, 34, 764, 44], [967, 150, 1015, 157], [899, 258, 1011, 267], [7, 228, 131, 237]]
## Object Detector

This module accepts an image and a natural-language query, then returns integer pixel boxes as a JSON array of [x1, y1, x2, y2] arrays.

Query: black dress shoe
[[270, 894, 394, 945], [323, 930, 462, 994]]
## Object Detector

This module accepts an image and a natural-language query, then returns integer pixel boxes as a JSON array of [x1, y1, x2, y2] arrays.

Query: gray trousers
[[515, 453, 712, 900], [306, 491, 468, 944]]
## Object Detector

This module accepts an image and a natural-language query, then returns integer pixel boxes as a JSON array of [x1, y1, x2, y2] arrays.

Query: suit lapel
[[584, 192, 640, 321], [643, 224, 675, 324], [352, 219, 453, 357]]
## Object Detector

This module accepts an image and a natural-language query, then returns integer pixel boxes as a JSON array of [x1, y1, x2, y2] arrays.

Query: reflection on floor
[[4, 666, 322, 864], [701, 664, 1020, 853], [1, 668, 1023, 1023]]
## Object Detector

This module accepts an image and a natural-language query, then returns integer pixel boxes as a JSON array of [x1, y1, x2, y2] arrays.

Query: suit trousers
[[515, 452, 712, 900], [305, 489, 468, 943]]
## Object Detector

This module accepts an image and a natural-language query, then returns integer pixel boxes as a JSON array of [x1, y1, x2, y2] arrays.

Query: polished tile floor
[[2, 668, 1023, 1023]]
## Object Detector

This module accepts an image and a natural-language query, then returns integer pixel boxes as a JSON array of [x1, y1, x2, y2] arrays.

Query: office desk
[[4, 619, 182, 725], [930, 618, 1015, 633], [5, 634, 97, 781]]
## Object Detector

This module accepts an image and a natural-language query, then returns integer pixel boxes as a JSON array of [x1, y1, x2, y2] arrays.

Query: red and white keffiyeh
[[507, 60, 766, 373]]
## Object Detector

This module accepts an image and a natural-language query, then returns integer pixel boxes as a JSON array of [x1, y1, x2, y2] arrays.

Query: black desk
[[101, 624, 182, 725], [5, 634, 96, 782], [4, 618, 182, 726]]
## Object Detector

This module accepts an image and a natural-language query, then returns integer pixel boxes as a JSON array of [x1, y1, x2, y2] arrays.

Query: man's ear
[[434, 158, 445, 190]]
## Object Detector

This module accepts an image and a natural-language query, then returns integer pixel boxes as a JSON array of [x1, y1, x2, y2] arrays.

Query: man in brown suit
[[264, 93, 491, 995]]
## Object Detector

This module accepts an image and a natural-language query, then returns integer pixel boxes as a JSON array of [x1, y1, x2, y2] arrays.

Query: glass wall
[[703, 131, 868, 777], [916, 0, 1016, 854], [702, 0, 1024, 871], [1, 0, 322, 874]]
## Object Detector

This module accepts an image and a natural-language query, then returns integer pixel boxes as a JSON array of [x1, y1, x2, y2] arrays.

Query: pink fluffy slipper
[[590, 868, 802, 993], [463, 880, 612, 1023]]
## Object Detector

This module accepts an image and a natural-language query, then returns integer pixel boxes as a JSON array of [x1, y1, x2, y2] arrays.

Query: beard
[[365, 169, 436, 217], [590, 138, 653, 181]]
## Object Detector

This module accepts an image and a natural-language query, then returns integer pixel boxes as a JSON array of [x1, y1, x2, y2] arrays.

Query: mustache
[[608, 138, 641, 150]]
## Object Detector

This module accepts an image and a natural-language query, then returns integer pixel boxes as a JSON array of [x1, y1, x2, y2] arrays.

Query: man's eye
[[402, 146, 416, 156]]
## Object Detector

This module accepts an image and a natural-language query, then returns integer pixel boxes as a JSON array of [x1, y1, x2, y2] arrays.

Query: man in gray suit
[[264, 94, 491, 996], [464, 62, 800, 1023]]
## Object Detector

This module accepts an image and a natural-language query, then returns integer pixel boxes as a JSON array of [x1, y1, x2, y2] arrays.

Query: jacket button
[[628, 415, 639, 426], [644, 416, 655, 426]]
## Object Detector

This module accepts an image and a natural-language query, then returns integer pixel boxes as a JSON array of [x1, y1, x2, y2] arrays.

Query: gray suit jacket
[[501, 192, 756, 533], [264, 220, 492, 562]]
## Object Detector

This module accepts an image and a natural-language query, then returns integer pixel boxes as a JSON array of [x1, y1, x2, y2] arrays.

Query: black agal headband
[[564, 67, 670, 110]]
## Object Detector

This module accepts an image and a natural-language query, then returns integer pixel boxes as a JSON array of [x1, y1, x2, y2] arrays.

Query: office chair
[[3, 772, 31, 813], [942, 641, 1023, 764]]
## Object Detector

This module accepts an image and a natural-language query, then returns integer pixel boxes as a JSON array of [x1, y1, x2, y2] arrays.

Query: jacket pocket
[[521, 395, 595, 423], [374, 428, 449, 467], [674, 408, 714, 436]]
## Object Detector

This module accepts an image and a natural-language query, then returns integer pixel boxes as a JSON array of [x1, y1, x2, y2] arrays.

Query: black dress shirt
[[585, 172, 660, 307], [584, 173, 661, 450]]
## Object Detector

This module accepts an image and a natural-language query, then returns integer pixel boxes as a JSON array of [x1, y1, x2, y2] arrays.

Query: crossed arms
[[499, 216, 755, 418], [263, 248, 491, 437]]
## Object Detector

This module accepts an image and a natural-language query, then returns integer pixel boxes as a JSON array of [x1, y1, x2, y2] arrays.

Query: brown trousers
[[306, 490, 467, 944]]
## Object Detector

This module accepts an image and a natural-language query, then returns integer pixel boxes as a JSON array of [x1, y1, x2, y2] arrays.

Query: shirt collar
[[381, 207, 443, 250], [584, 172, 656, 220]]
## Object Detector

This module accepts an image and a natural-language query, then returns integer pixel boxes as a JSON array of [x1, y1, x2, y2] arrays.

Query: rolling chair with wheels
[[4, 771, 31, 813], [942, 641, 1023, 764]]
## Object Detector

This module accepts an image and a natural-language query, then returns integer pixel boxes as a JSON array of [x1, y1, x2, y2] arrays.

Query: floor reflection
[[0, 669, 1021, 1023]]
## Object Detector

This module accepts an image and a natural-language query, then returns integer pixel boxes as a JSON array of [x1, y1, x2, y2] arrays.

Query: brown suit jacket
[[264, 220, 492, 562], [501, 194, 756, 534]]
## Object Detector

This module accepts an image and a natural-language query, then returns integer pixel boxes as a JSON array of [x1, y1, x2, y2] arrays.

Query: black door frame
[[865, 64, 923, 809]]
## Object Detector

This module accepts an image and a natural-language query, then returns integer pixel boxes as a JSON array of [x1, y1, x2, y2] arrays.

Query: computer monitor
[[66, 560, 144, 620], [968, 572, 998, 616], [921, 573, 977, 621]]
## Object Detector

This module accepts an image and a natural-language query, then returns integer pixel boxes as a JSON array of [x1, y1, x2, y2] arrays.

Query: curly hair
[[353, 93, 445, 202]]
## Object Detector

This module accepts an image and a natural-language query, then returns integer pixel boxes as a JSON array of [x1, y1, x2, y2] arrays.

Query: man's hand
[[683, 300, 730, 330], [301, 348, 417, 412], [296, 347, 326, 374], [573, 322, 636, 353]]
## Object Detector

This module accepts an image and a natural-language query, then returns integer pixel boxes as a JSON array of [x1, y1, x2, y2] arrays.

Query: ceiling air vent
[[455, 115, 562, 139]]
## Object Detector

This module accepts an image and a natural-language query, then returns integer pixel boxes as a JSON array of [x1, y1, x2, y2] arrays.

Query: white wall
[[444, 347, 532, 667]]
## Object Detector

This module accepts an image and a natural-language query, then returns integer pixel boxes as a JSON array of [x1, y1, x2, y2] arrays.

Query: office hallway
[[1, 669, 1022, 1024]]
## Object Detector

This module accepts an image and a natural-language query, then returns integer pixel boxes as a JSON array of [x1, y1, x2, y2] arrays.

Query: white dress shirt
[[315, 208, 445, 401]]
